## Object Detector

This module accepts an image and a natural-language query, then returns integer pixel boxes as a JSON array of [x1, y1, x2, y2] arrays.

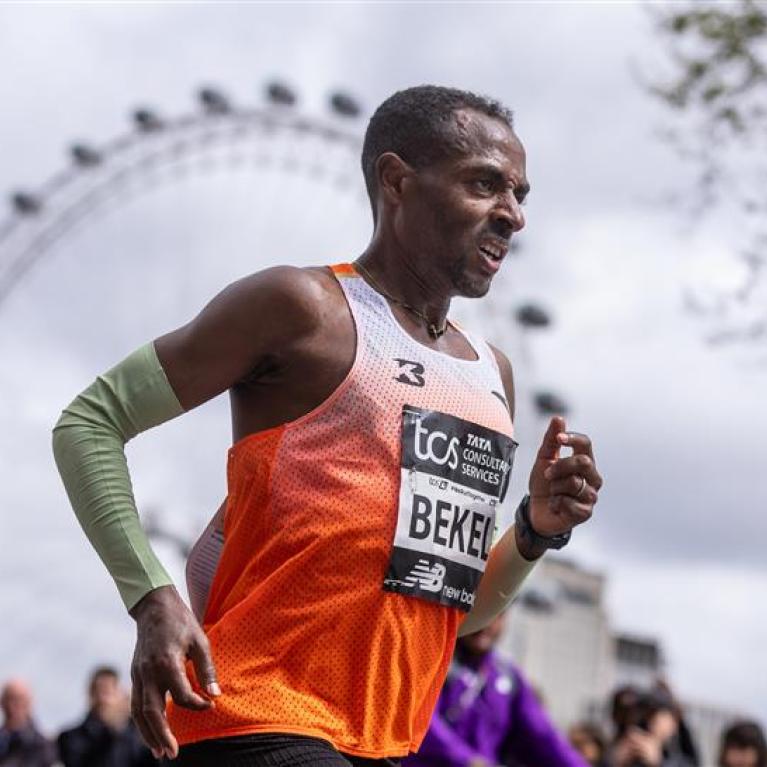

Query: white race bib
[[383, 406, 517, 612]]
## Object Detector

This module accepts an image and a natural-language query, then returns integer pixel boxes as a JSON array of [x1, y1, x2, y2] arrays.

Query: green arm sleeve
[[52, 342, 184, 611]]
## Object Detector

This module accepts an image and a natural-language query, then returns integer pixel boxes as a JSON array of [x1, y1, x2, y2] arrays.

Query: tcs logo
[[414, 417, 460, 470]]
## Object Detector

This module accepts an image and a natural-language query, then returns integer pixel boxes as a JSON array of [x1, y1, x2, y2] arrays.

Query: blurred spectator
[[57, 666, 156, 767], [718, 721, 766, 767], [609, 686, 695, 767], [403, 612, 588, 767], [569, 722, 608, 767], [610, 687, 642, 739], [654, 681, 699, 767], [0, 679, 56, 767]]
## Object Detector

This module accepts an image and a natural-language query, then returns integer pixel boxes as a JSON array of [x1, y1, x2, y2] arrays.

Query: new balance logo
[[403, 559, 445, 593], [395, 359, 426, 387]]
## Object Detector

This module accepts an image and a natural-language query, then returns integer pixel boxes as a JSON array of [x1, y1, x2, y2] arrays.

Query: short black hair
[[720, 721, 767, 767], [361, 85, 514, 217]]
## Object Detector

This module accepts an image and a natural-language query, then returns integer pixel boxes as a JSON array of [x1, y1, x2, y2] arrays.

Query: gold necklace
[[354, 261, 451, 339]]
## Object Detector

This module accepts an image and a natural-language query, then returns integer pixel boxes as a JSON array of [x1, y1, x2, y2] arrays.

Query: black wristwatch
[[515, 494, 571, 555]]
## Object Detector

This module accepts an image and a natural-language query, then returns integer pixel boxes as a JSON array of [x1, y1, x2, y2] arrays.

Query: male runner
[[53, 85, 602, 766]]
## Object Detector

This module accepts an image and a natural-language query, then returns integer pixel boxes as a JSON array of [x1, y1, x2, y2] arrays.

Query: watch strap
[[515, 494, 571, 553]]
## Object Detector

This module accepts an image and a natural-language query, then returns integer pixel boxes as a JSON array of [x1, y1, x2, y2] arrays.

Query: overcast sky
[[0, 0, 765, 735]]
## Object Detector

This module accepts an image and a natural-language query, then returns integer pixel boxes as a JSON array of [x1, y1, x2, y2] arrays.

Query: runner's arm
[[458, 520, 537, 636], [52, 342, 183, 609], [458, 346, 536, 636], [462, 348, 602, 636], [52, 266, 324, 610], [52, 267, 328, 759]]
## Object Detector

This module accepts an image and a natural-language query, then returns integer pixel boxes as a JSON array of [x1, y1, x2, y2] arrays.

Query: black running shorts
[[175, 734, 402, 767]]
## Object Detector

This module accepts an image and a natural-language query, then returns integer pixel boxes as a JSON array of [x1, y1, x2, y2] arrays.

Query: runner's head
[[361, 85, 528, 298]]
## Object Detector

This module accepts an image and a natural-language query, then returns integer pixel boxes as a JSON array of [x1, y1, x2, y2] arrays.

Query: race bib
[[383, 405, 517, 612]]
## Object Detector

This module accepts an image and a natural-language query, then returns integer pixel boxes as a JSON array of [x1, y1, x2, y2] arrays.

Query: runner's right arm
[[51, 266, 328, 759], [52, 267, 317, 608], [52, 342, 183, 611]]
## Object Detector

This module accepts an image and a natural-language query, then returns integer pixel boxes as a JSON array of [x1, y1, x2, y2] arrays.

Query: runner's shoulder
[[221, 264, 343, 338]]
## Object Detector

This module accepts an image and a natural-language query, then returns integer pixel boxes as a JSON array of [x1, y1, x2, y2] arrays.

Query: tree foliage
[[649, 0, 767, 345]]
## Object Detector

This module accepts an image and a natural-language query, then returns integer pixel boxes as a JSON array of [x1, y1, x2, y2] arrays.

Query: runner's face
[[400, 109, 528, 298]]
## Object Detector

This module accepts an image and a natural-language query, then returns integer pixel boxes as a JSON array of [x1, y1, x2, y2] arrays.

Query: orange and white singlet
[[168, 264, 517, 758]]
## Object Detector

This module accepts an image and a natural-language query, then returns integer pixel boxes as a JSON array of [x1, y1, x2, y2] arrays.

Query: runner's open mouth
[[478, 242, 507, 261]]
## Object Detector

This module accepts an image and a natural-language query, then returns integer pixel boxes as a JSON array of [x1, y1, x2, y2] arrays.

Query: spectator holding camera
[[609, 686, 694, 767], [569, 722, 609, 767], [653, 681, 699, 767]]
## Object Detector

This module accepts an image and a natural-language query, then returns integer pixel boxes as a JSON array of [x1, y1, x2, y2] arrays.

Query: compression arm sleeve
[[458, 520, 538, 636], [52, 342, 184, 611]]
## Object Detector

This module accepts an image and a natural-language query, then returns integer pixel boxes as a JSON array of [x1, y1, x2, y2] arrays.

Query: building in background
[[500, 557, 614, 727], [613, 633, 664, 690], [499, 557, 748, 767]]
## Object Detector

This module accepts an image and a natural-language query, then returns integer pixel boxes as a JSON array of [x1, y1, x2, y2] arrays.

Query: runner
[[53, 85, 602, 766]]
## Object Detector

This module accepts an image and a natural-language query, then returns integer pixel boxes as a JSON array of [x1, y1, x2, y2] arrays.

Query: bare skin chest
[[225, 266, 482, 443]]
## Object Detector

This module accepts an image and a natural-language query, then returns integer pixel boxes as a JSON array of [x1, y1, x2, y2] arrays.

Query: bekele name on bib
[[383, 405, 517, 611]]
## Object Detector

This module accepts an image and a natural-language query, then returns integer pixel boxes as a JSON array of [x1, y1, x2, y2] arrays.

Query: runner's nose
[[492, 192, 525, 234]]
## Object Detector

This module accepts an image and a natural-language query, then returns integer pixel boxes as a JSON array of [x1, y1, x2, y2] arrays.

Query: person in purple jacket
[[404, 612, 588, 767]]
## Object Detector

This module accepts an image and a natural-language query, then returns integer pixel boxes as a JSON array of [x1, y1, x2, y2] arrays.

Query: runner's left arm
[[459, 348, 602, 636], [459, 346, 534, 635], [458, 515, 537, 636]]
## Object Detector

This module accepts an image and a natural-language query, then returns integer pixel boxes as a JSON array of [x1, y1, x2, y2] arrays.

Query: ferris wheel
[[0, 81, 569, 705], [0, 82, 367, 306], [0, 79, 563, 415]]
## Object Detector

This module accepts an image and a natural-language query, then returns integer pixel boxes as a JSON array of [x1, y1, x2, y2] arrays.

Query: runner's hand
[[129, 585, 220, 760], [527, 416, 602, 537]]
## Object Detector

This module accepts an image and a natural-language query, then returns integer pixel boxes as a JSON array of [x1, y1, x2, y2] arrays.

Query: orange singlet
[[168, 264, 516, 758]]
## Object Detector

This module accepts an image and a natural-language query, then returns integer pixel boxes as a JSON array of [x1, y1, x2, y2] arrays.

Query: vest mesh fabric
[[167, 264, 514, 758]]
